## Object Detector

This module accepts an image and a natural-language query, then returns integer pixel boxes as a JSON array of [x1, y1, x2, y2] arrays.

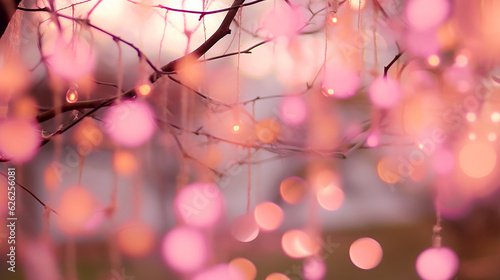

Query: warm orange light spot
[[466, 112, 476, 122], [310, 167, 339, 191], [137, 83, 151, 96], [177, 55, 205, 89], [459, 141, 496, 178], [233, 125, 240, 133], [254, 201, 284, 231], [349, 237, 383, 270], [229, 258, 257, 280], [44, 164, 60, 191], [427, 55, 440, 67], [377, 156, 401, 184], [117, 221, 156, 257], [13, 96, 37, 119], [468, 133, 476, 141], [48, 21, 56, 29], [57, 187, 96, 235], [71, 118, 102, 156], [280, 176, 308, 205], [113, 150, 138, 176], [491, 112, 500, 123], [455, 54, 468, 67], [317, 185, 345, 211], [266, 273, 290, 280], [488, 132, 497, 142], [418, 143, 424, 149], [66, 89, 78, 103], [281, 229, 316, 258], [255, 119, 281, 144]]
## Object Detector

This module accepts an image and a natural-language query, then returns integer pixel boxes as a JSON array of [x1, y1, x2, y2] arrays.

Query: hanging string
[[236, 8, 243, 104], [246, 148, 251, 213], [158, 10, 169, 66], [323, 2, 329, 82], [433, 187, 443, 247], [116, 41, 123, 100], [373, 1, 378, 69]]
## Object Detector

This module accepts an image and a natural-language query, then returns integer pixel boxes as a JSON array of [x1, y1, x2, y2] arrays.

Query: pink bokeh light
[[280, 97, 307, 125], [46, 37, 96, 80], [174, 182, 224, 228], [281, 229, 315, 259], [194, 263, 245, 280], [369, 77, 402, 108], [254, 201, 284, 231], [416, 247, 459, 280], [322, 66, 360, 99], [103, 100, 156, 147], [262, 3, 304, 39], [316, 185, 345, 211], [406, 0, 450, 31], [231, 213, 260, 242], [161, 227, 207, 273], [349, 237, 383, 270], [303, 258, 326, 280]]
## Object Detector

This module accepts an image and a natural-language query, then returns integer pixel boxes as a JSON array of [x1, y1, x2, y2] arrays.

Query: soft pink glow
[[303, 258, 326, 280], [432, 149, 454, 175], [231, 214, 260, 242], [0, 118, 40, 162], [162, 227, 207, 273], [317, 185, 345, 211], [254, 201, 284, 231], [459, 141, 496, 178], [369, 77, 402, 108], [174, 182, 223, 228], [366, 133, 379, 147], [103, 100, 156, 147], [406, 0, 450, 31], [281, 229, 315, 259], [280, 176, 308, 204], [322, 66, 360, 98], [280, 97, 307, 125], [56, 187, 96, 235], [229, 258, 257, 280], [194, 264, 244, 280], [349, 237, 383, 270], [405, 31, 439, 57], [46, 37, 95, 80], [262, 3, 304, 39], [416, 247, 459, 280]]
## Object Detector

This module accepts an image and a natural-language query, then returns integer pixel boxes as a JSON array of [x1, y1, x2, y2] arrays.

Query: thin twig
[[0, 171, 59, 215]]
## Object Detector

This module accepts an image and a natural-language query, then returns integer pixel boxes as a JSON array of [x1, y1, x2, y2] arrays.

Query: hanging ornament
[[328, 11, 339, 25], [66, 88, 78, 103], [327, 0, 339, 25]]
